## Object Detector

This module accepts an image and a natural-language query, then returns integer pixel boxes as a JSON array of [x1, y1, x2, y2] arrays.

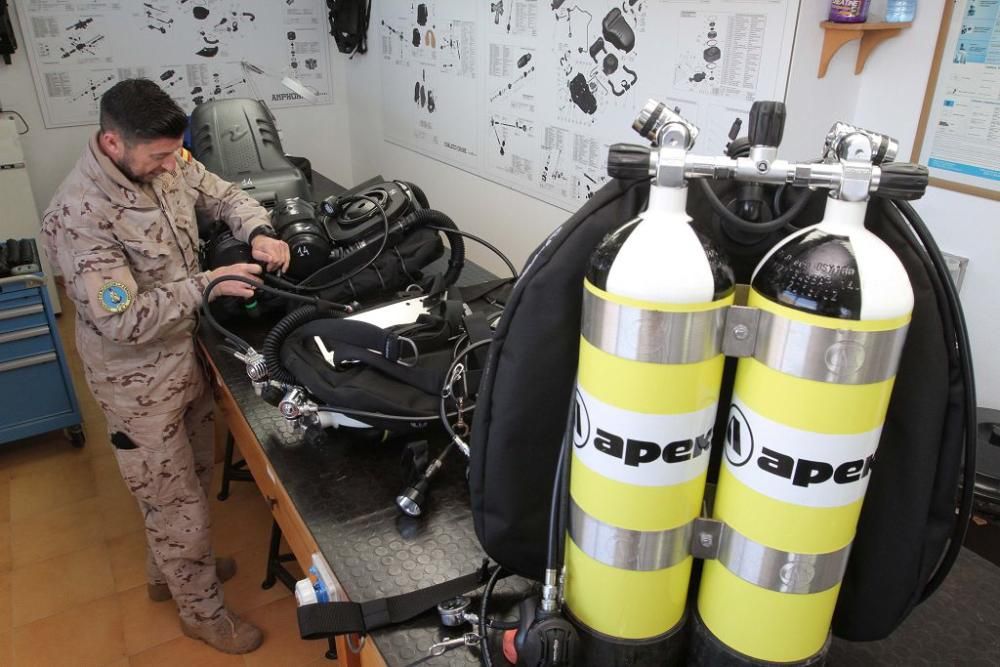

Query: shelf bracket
[[819, 21, 910, 78]]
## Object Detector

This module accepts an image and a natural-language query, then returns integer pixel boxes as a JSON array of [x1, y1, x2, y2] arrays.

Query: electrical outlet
[[942, 252, 969, 293]]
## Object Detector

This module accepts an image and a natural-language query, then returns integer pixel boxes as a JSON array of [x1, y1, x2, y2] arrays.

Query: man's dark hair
[[99, 78, 188, 143]]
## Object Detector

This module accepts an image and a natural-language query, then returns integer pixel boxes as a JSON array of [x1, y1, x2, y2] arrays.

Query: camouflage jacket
[[41, 134, 269, 416]]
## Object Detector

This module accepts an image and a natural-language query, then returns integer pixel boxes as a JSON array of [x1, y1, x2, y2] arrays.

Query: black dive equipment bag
[[469, 106, 975, 645]]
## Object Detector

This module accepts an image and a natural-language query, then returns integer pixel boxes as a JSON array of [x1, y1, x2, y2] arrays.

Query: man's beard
[[114, 154, 155, 183]]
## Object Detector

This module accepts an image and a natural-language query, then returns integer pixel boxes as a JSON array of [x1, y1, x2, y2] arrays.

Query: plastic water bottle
[[885, 0, 916, 22]]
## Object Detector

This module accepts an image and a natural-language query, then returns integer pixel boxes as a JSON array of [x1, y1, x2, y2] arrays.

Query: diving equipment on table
[[200, 178, 515, 519], [469, 99, 974, 666], [200, 178, 464, 322]]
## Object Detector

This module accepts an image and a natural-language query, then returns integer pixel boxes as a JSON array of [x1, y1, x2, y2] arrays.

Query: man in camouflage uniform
[[41, 79, 290, 654]]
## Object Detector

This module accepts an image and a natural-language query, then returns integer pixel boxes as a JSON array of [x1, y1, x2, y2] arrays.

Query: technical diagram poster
[[916, 0, 1000, 198], [379, 0, 800, 211], [17, 0, 335, 128]]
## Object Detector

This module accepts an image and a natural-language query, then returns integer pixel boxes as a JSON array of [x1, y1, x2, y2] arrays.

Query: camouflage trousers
[[106, 381, 224, 626]]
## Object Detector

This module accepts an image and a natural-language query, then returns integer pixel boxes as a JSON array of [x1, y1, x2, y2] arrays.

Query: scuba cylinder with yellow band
[[693, 124, 919, 665], [565, 107, 734, 664]]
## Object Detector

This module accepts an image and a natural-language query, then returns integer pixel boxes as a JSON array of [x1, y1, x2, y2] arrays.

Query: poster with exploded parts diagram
[[17, 0, 335, 129], [379, 0, 800, 211]]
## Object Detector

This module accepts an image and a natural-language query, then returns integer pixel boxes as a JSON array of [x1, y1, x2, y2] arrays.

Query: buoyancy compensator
[[469, 100, 976, 665]]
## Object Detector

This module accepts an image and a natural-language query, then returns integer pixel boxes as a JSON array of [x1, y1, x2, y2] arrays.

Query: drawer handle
[[0, 351, 57, 373], [0, 275, 44, 288], [0, 304, 44, 321], [0, 325, 50, 344]]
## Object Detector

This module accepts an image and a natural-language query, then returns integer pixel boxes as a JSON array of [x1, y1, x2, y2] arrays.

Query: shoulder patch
[[98, 281, 133, 313], [179, 148, 192, 163]]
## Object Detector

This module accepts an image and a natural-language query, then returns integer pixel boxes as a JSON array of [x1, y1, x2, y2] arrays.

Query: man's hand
[[251, 235, 291, 273], [207, 263, 263, 300]]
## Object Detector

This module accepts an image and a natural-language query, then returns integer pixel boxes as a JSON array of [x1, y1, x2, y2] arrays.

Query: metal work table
[[200, 174, 1000, 666]]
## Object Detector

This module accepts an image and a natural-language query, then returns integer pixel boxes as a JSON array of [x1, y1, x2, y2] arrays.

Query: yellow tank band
[[698, 560, 838, 662], [565, 539, 690, 639], [578, 337, 724, 415], [715, 465, 861, 554], [748, 289, 910, 332], [734, 359, 894, 435], [585, 280, 734, 313], [571, 458, 706, 532]]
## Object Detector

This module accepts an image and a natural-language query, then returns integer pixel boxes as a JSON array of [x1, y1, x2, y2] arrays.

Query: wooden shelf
[[819, 20, 912, 78]]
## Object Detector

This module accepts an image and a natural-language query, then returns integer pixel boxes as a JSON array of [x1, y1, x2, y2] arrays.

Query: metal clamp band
[[569, 498, 692, 572], [754, 311, 908, 385], [705, 521, 851, 595], [581, 289, 726, 365], [722, 306, 908, 384]]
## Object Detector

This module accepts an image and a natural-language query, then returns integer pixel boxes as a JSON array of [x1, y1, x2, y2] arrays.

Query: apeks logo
[[725, 401, 877, 501], [573, 387, 715, 486], [587, 427, 713, 468], [575, 389, 711, 467]]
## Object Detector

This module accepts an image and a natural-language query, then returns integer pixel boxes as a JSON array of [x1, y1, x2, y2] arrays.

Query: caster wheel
[[65, 425, 86, 448], [261, 578, 276, 590]]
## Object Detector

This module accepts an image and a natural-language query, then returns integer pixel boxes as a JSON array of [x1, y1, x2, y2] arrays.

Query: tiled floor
[[0, 289, 334, 666]]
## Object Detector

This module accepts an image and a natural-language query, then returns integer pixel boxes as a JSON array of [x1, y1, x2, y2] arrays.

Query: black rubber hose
[[427, 225, 518, 279], [547, 398, 576, 572], [699, 177, 811, 234], [261, 305, 337, 384], [407, 208, 465, 289], [200, 276, 350, 357], [892, 200, 978, 602], [479, 565, 504, 667], [403, 181, 431, 209]]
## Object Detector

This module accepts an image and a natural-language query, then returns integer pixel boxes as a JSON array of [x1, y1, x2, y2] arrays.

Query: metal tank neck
[[647, 184, 689, 216], [821, 196, 868, 231]]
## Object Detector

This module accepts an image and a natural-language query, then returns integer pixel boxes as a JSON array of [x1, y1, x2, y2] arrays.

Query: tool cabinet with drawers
[[0, 257, 84, 447]]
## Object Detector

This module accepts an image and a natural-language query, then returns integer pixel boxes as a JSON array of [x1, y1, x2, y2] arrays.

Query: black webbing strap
[[458, 278, 512, 304], [297, 563, 498, 640], [299, 318, 407, 361], [462, 312, 494, 372]]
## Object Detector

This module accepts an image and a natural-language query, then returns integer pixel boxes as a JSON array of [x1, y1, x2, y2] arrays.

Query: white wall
[[4, 2, 997, 407], [0, 7, 355, 217]]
